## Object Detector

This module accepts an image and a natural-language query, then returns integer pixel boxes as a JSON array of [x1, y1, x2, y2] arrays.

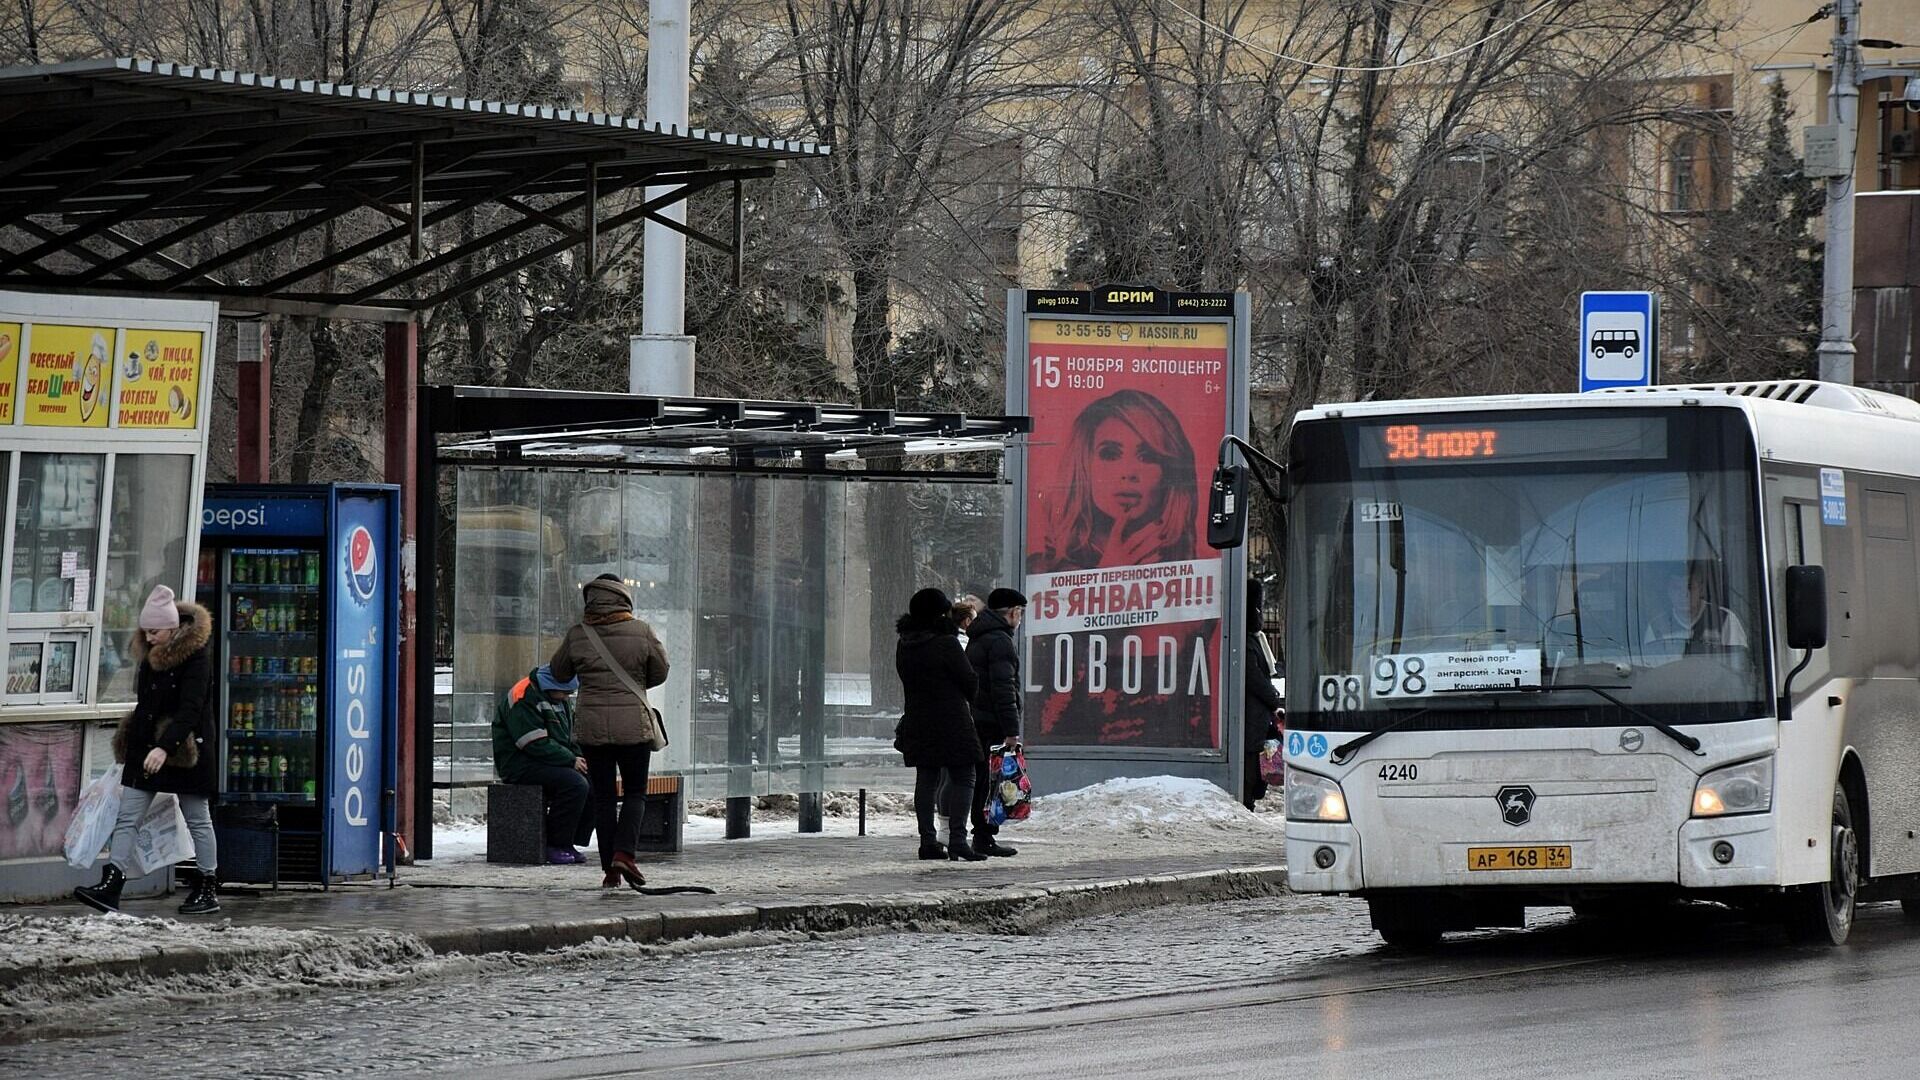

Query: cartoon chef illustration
[[77, 333, 105, 423]]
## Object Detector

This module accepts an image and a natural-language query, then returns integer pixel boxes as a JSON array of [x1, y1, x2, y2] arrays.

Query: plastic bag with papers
[[63, 772, 123, 870]]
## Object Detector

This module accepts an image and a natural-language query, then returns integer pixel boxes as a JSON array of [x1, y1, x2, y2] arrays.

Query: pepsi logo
[[346, 525, 377, 604]]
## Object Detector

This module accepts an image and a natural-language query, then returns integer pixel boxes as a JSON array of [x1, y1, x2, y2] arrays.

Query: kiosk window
[[97, 454, 192, 702], [10, 452, 103, 613]]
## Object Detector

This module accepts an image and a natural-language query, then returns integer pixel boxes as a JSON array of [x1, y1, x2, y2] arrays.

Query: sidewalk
[[1, 777, 1289, 998]]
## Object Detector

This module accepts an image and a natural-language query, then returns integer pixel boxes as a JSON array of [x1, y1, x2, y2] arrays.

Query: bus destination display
[[1368, 416, 1667, 467]]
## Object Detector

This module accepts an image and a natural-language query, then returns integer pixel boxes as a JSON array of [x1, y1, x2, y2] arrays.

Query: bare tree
[[1048, 0, 1738, 421], [764, 0, 1048, 702]]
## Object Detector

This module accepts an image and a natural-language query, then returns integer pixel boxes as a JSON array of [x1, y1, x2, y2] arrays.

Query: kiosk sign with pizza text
[[1020, 288, 1235, 750]]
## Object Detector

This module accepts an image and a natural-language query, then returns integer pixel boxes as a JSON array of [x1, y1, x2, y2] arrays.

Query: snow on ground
[[1032, 776, 1287, 841], [0, 911, 430, 983], [2, 777, 1284, 1035]]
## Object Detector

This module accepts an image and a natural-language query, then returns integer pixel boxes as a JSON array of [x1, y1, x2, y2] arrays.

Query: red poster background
[[1023, 317, 1230, 748]]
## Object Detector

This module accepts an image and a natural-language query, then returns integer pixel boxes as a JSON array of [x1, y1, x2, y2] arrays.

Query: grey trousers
[[107, 788, 218, 874]]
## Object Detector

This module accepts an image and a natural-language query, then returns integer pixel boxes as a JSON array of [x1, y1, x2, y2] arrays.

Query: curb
[[0, 865, 1287, 993]]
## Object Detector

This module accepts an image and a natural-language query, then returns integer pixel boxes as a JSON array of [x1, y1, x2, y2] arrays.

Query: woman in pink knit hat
[[74, 584, 221, 915]]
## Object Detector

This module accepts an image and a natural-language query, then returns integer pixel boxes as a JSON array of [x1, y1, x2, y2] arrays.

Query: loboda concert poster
[[1023, 316, 1230, 749]]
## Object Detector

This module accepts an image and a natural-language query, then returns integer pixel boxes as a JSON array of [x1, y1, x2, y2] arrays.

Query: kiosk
[[0, 290, 218, 902]]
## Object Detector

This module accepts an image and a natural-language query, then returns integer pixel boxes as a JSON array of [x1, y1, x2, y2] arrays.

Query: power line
[[1748, 7, 1834, 74], [1156, 0, 1557, 74]]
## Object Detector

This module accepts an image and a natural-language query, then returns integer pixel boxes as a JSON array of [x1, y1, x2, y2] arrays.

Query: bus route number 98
[[1318, 675, 1363, 711]]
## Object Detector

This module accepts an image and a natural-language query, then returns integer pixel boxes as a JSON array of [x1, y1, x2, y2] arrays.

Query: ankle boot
[[974, 834, 1018, 857], [178, 869, 220, 915], [946, 819, 987, 861], [74, 864, 126, 913], [918, 839, 948, 860]]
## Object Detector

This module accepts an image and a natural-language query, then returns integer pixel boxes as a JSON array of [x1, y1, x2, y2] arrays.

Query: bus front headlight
[[1692, 758, 1773, 817], [1287, 770, 1350, 822]]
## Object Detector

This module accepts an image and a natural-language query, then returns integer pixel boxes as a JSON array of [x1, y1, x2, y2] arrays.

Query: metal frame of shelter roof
[[0, 58, 829, 320], [429, 384, 1032, 479]]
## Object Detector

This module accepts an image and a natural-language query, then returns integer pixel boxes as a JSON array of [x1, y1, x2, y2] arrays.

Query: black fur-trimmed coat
[[112, 602, 218, 796]]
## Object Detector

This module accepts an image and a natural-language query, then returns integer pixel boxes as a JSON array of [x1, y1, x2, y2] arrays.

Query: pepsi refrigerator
[[198, 484, 399, 885]]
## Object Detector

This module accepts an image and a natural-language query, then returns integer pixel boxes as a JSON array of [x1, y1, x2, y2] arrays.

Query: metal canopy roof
[[0, 58, 828, 320], [431, 384, 1030, 476]]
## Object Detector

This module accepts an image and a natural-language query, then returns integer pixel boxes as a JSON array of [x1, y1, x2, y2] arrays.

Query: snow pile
[[0, 913, 439, 1038], [1031, 776, 1284, 841], [0, 911, 415, 974]]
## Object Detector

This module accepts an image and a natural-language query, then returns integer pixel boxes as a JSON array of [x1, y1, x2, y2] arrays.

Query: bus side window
[[1784, 501, 1821, 568]]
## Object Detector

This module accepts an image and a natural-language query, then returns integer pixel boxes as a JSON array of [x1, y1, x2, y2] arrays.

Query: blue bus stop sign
[[1579, 291, 1658, 392]]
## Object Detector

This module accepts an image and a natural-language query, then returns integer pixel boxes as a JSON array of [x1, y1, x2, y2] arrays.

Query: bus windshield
[[1286, 407, 1768, 729]]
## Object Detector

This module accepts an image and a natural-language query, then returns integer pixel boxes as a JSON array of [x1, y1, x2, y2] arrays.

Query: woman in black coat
[[895, 587, 985, 861], [74, 585, 222, 915]]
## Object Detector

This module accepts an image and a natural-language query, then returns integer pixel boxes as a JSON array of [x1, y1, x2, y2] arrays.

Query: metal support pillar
[[635, 0, 696, 395], [384, 319, 420, 861], [797, 468, 828, 833], [413, 384, 439, 861], [235, 321, 271, 482], [725, 471, 758, 840]]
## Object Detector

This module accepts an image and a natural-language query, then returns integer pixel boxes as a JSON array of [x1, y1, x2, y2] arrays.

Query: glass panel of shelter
[[449, 466, 1008, 822]]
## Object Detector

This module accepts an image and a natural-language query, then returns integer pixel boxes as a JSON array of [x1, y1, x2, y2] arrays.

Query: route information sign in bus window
[[1364, 417, 1667, 467]]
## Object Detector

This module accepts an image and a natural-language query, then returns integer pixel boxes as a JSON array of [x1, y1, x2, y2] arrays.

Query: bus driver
[[1644, 560, 1748, 654]]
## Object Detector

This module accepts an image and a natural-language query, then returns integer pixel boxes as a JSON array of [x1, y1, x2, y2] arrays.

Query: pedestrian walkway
[[1, 778, 1290, 995]]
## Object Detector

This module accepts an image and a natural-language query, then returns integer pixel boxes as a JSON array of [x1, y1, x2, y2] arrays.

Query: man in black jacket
[[965, 587, 1027, 857]]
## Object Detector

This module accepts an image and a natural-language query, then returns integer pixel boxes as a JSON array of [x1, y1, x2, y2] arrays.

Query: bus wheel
[[1786, 783, 1858, 946], [1369, 896, 1443, 950]]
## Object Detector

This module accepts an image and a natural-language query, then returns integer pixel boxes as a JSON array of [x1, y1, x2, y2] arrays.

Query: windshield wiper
[[1331, 705, 1436, 765], [1328, 682, 1704, 764], [1520, 683, 1704, 756]]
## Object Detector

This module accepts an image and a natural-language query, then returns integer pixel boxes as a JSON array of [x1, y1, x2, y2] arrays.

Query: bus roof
[[1294, 380, 1920, 476]]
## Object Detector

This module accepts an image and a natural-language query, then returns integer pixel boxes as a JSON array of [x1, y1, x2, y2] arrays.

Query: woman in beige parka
[[548, 573, 670, 889]]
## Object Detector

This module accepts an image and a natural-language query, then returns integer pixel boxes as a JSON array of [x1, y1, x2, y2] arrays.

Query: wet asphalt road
[[489, 900, 1920, 1080], [8, 895, 1920, 1078]]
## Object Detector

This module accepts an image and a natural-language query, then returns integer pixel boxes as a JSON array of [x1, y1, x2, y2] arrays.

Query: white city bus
[[1262, 381, 1920, 947]]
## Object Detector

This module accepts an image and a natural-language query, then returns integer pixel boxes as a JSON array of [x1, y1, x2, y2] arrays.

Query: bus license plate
[[1468, 845, 1572, 871]]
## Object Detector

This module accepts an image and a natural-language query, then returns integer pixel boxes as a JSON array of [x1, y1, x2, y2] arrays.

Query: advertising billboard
[[1017, 289, 1240, 750]]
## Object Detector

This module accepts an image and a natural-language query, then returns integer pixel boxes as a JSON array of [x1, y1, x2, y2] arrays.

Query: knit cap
[[139, 585, 180, 630]]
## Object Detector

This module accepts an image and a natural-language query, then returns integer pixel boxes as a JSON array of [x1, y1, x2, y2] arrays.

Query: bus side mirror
[[1207, 464, 1250, 549], [1785, 565, 1827, 650]]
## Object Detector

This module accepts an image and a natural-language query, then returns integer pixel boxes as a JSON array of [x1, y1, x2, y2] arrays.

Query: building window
[[10, 453, 103, 614], [1668, 133, 1701, 212], [97, 454, 193, 703]]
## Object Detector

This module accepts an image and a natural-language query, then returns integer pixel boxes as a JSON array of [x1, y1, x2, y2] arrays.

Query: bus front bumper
[[1285, 815, 1780, 893], [1285, 822, 1364, 892], [1677, 814, 1778, 887]]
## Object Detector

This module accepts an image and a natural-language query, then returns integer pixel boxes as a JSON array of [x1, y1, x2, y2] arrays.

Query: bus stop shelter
[[426, 386, 1028, 852], [0, 57, 829, 859]]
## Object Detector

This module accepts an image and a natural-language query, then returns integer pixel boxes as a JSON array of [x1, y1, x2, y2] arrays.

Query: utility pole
[[1816, 0, 1861, 384], [633, 0, 696, 396]]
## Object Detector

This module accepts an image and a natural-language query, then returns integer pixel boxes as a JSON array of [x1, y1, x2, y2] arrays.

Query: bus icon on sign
[[1589, 328, 1640, 363], [1579, 291, 1657, 391]]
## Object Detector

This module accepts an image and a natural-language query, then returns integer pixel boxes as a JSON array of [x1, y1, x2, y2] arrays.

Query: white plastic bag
[[63, 772, 124, 870], [130, 792, 191, 876]]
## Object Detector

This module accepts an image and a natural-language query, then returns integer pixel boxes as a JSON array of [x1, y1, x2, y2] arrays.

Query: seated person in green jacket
[[492, 665, 592, 865]]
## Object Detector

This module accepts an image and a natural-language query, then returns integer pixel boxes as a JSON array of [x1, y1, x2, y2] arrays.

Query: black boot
[[947, 818, 987, 861], [974, 834, 1018, 857], [918, 840, 948, 860], [178, 869, 220, 915], [74, 863, 126, 913]]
